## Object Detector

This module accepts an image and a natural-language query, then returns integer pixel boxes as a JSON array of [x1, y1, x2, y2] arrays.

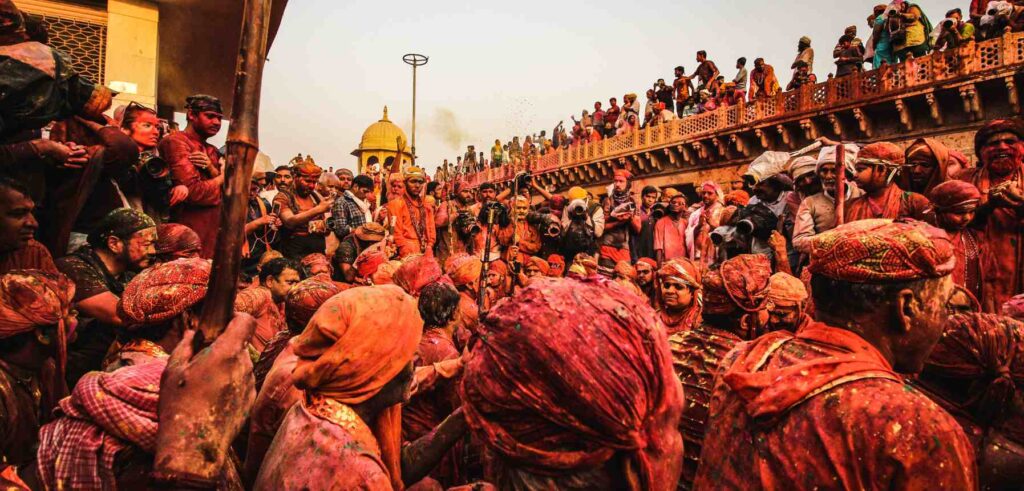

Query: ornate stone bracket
[[646, 152, 664, 171], [730, 134, 750, 157], [828, 113, 844, 139], [776, 124, 793, 149], [959, 84, 983, 121], [1007, 76, 1020, 114], [853, 108, 873, 138], [925, 93, 943, 125], [894, 98, 913, 131], [754, 128, 772, 150], [711, 137, 729, 159], [799, 118, 819, 141], [691, 142, 708, 161]]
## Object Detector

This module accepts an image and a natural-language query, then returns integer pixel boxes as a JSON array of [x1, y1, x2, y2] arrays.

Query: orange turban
[[546, 255, 565, 276], [300, 253, 332, 276], [809, 219, 955, 283], [293, 161, 322, 177], [525, 256, 550, 276], [445, 253, 483, 288], [354, 244, 388, 279], [118, 258, 210, 326], [614, 260, 636, 280], [372, 260, 401, 285], [703, 254, 771, 315], [766, 272, 808, 307], [489, 260, 509, 276]]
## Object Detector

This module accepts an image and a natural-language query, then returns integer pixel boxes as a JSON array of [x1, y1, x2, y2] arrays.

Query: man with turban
[[108, 258, 209, 370], [387, 166, 436, 259], [461, 277, 684, 489], [695, 219, 976, 490], [520, 256, 549, 287], [612, 260, 643, 297], [158, 95, 225, 258], [929, 180, 984, 305], [635, 257, 658, 306], [902, 137, 969, 195], [955, 118, 1024, 312], [846, 141, 932, 223], [599, 169, 641, 275], [792, 144, 863, 256], [484, 259, 510, 308], [546, 254, 565, 277], [244, 276, 342, 485], [154, 223, 201, 263], [656, 258, 702, 335], [299, 252, 333, 278], [276, 160, 333, 259], [914, 313, 1024, 489], [56, 208, 156, 386], [685, 181, 724, 266], [256, 285, 454, 490], [668, 254, 770, 489], [0, 270, 75, 471], [765, 271, 810, 332]]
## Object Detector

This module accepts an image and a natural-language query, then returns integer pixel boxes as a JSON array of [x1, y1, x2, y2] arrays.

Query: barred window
[[33, 14, 107, 85]]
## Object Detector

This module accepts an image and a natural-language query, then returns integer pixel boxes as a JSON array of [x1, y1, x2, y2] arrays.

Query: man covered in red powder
[[158, 95, 224, 258], [668, 254, 771, 490], [845, 142, 932, 223], [461, 276, 683, 490], [695, 219, 976, 490], [955, 118, 1024, 312], [656, 258, 703, 335]]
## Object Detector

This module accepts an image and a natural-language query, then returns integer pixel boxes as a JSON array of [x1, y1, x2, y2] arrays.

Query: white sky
[[254, 0, 962, 174]]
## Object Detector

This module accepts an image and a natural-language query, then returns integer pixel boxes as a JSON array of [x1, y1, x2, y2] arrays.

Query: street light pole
[[403, 53, 428, 168]]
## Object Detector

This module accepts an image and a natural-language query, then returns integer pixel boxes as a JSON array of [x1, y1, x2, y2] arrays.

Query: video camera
[[453, 210, 481, 239], [477, 201, 511, 228], [527, 211, 562, 238], [135, 151, 169, 179], [650, 202, 668, 220], [710, 203, 778, 261]]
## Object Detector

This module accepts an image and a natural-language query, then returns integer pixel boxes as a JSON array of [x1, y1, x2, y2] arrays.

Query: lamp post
[[403, 53, 428, 168]]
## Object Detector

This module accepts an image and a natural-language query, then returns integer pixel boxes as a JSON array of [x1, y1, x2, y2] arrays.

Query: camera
[[454, 211, 482, 239], [527, 211, 561, 238], [733, 203, 777, 241], [650, 202, 668, 220], [136, 152, 169, 179], [477, 201, 510, 227], [567, 201, 589, 220]]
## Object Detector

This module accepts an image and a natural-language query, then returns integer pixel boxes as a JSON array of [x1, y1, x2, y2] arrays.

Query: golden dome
[[352, 106, 409, 155]]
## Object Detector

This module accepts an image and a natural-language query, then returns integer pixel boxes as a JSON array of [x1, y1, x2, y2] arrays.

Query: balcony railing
[[462, 31, 1024, 187]]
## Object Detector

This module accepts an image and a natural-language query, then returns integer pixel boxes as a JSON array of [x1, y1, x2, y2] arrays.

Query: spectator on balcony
[[490, 140, 503, 169], [893, 1, 933, 62], [970, 0, 992, 21], [786, 60, 815, 91], [870, 4, 898, 68], [834, 34, 865, 77], [733, 57, 748, 92], [616, 113, 639, 136], [655, 79, 675, 110], [696, 91, 718, 114], [592, 102, 606, 137], [947, 8, 976, 41], [791, 36, 815, 77], [586, 126, 603, 143], [622, 93, 640, 121], [508, 136, 522, 163], [673, 66, 695, 118], [749, 58, 782, 100], [834, 25, 865, 58], [463, 145, 478, 172], [691, 50, 721, 93], [604, 97, 621, 136], [845, 142, 932, 223], [644, 89, 659, 125], [933, 16, 964, 51]]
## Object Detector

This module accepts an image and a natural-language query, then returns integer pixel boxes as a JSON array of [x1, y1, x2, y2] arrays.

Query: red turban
[[489, 260, 509, 276], [974, 118, 1024, 158], [637, 257, 657, 270], [924, 313, 1024, 422], [354, 244, 388, 279], [546, 254, 565, 276], [461, 277, 684, 489], [445, 253, 482, 288], [766, 272, 808, 307], [37, 360, 163, 490], [703, 254, 771, 315], [0, 270, 74, 339], [393, 254, 443, 297], [857, 141, 905, 167], [300, 253, 332, 275], [155, 223, 201, 259], [118, 258, 210, 326], [928, 180, 981, 213], [285, 277, 342, 332], [614, 168, 633, 181], [615, 260, 637, 280], [293, 161, 322, 177], [809, 219, 955, 283]]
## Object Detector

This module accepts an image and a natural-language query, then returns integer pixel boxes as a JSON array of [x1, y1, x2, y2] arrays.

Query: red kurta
[[158, 131, 222, 258], [694, 323, 977, 490], [0, 239, 56, 275], [956, 166, 1024, 312], [844, 185, 932, 223]]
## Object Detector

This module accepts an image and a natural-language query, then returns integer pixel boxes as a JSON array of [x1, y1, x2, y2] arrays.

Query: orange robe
[[387, 197, 436, 258]]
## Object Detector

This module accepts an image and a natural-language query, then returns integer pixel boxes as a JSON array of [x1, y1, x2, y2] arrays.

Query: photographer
[[119, 103, 187, 222], [631, 185, 661, 261], [434, 181, 476, 264], [158, 94, 225, 258], [560, 186, 603, 265], [599, 169, 641, 275]]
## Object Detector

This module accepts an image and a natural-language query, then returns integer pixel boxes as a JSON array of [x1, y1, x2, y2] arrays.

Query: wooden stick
[[835, 143, 847, 226], [197, 0, 273, 340]]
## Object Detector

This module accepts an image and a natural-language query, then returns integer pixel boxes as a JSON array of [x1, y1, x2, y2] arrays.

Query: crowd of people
[[435, 0, 1024, 183], [2, 0, 1024, 489]]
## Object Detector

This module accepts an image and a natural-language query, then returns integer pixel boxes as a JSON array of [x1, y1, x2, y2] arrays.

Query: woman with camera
[[119, 103, 188, 224]]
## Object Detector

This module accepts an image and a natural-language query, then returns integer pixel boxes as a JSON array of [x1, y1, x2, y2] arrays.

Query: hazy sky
[[254, 0, 962, 174]]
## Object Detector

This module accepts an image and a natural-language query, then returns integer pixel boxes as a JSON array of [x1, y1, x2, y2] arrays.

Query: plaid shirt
[[330, 192, 369, 239]]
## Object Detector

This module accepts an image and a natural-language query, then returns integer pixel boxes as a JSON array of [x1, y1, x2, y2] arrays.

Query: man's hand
[[31, 140, 88, 168], [168, 185, 189, 206], [152, 314, 257, 486], [315, 195, 336, 213], [188, 151, 212, 170]]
